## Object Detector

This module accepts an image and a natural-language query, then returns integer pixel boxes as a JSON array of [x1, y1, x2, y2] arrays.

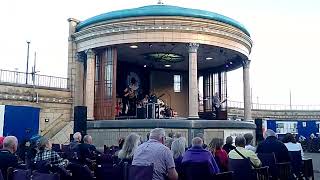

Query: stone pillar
[[85, 49, 95, 120], [243, 59, 252, 121], [188, 43, 199, 119]]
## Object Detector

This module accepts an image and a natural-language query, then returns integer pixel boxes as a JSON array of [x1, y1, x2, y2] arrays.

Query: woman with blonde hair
[[118, 133, 141, 164]]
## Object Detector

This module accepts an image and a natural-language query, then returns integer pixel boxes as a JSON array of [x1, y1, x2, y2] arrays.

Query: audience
[[0, 136, 19, 179], [223, 136, 235, 153], [132, 128, 178, 180], [34, 137, 68, 167], [165, 132, 175, 149], [171, 138, 185, 172], [244, 133, 256, 152], [256, 129, 291, 163], [78, 135, 99, 163], [229, 135, 261, 168], [182, 137, 220, 174], [282, 133, 304, 158], [69, 132, 82, 151], [118, 133, 140, 163], [209, 138, 228, 172], [195, 133, 208, 149]]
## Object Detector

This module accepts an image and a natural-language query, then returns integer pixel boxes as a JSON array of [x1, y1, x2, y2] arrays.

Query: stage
[[87, 119, 256, 148]]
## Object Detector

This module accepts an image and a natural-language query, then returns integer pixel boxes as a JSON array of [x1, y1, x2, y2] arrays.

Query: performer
[[123, 77, 139, 116], [212, 92, 226, 119]]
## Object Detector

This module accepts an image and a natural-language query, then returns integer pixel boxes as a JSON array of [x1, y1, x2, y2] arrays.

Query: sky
[[1, 0, 320, 106]]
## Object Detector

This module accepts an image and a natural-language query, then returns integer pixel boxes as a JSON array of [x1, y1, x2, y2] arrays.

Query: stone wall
[[0, 83, 73, 143]]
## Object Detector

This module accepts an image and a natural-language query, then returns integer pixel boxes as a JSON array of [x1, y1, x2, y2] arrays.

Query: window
[[276, 121, 298, 134], [174, 75, 182, 92]]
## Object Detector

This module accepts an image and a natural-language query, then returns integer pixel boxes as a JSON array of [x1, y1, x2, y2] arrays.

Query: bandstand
[[67, 4, 255, 146]]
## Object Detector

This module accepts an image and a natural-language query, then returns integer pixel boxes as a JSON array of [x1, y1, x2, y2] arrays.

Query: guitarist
[[212, 92, 226, 119]]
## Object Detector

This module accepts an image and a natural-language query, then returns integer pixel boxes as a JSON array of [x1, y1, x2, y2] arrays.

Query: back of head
[[83, 135, 92, 144], [73, 132, 82, 142], [283, 133, 296, 143], [149, 128, 166, 142], [168, 132, 175, 138], [243, 133, 254, 145], [192, 137, 203, 147], [119, 133, 140, 159], [209, 138, 223, 150], [3, 136, 18, 153], [175, 133, 182, 139], [235, 136, 246, 148], [225, 136, 233, 145], [38, 137, 50, 151], [264, 129, 277, 139], [171, 139, 185, 159]]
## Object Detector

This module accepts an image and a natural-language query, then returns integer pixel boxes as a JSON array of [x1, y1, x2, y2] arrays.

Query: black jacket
[[0, 149, 18, 179], [256, 136, 291, 163]]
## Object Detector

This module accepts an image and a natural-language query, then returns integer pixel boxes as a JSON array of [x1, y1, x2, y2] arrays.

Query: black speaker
[[255, 118, 264, 143], [74, 106, 87, 135]]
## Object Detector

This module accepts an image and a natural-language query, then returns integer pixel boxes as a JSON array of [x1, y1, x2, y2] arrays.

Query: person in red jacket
[[209, 138, 228, 172]]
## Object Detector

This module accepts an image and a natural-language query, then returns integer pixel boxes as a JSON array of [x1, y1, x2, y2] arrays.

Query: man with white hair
[[69, 132, 82, 151], [0, 136, 19, 178], [256, 129, 290, 163], [182, 137, 220, 174], [78, 135, 99, 163], [132, 128, 178, 180]]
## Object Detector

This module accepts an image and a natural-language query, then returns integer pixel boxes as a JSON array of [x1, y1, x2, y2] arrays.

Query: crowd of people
[[0, 128, 312, 180]]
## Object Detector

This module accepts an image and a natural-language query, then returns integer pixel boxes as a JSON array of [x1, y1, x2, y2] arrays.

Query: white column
[[243, 59, 252, 121], [85, 49, 95, 120], [188, 43, 199, 119]]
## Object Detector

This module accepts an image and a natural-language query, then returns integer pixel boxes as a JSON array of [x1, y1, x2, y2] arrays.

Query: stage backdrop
[[0, 105, 40, 141]]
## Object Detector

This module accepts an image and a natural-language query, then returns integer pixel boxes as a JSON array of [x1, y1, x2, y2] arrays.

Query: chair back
[[67, 163, 93, 180], [181, 161, 213, 180], [288, 151, 302, 177], [8, 169, 30, 180], [255, 166, 269, 180], [31, 172, 60, 180], [277, 162, 292, 180], [33, 160, 52, 173], [212, 171, 233, 180], [0, 170, 4, 180], [257, 153, 277, 178], [128, 164, 153, 180], [228, 158, 255, 180], [302, 158, 314, 180], [95, 163, 123, 180], [52, 144, 61, 152]]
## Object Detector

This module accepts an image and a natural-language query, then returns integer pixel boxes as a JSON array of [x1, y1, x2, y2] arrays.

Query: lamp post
[[26, 41, 31, 84]]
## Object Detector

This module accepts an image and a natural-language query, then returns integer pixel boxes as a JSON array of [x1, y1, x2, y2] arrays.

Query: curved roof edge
[[76, 5, 250, 36]]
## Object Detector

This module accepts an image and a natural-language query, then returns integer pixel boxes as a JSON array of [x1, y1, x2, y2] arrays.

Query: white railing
[[228, 100, 320, 111]]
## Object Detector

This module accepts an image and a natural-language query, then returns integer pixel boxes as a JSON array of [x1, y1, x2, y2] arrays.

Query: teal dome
[[76, 5, 250, 36]]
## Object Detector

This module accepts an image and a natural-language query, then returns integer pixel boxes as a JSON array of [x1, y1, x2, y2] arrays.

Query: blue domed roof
[[76, 5, 250, 36]]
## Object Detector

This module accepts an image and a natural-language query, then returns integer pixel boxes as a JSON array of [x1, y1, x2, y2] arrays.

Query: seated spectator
[[34, 137, 68, 167], [118, 133, 140, 164], [196, 133, 208, 149], [223, 136, 235, 153], [209, 138, 228, 172], [229, 135, 261, 168], [256, 129, 290, 163], [165, 132, 175, 149], [244, 133, 256, 152], [0, 136, 4, 149], [78, 135, 99, 163], [182, 137, 220, 174], [132, 128, 178, 180], [69, 132, 82, 152], [171, 138, 185, 172], [0, 136, 19, 179], [283, 133, 304, 158]]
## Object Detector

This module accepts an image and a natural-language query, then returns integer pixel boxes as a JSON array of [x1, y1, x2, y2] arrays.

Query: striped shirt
[[132, 139, 175, 180]]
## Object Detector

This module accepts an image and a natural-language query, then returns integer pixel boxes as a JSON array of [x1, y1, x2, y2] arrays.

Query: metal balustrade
[[0, 69, 68, 89]]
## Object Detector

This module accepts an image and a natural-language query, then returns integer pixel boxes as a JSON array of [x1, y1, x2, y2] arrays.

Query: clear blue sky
[[1, 0, 319, 105]]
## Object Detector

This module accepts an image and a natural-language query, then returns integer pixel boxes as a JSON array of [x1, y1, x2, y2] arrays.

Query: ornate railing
[[228, 100, 320, 111], [0, 69, 68, 89]]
